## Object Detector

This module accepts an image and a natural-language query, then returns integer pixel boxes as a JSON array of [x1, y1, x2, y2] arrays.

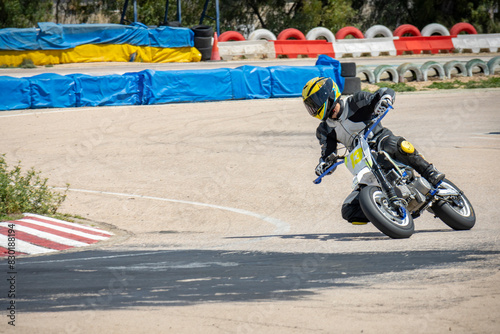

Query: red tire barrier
[[335, 26, 364, 39], [218, 31, 246, 42], [277, 28, 306, 40], [450, 22, 478, 35], [393, 24, 421, 37]]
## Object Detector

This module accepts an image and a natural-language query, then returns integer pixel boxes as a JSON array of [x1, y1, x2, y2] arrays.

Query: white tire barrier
[[364, 25, 393, 38], [452, 34, 500, 53], [373, 65, 399, 83], [356, 66, 376, 84], [248, 29, 277, 41], [444, 60, 467, 78], [218, 40, 276, 60], [420, 61, 445, 81], [421, 23, 450, 36], [466, 58, 489, 76], [306, 27, 336, 42], [397, 63, 423, 82], [328, 56, 498, 88], [487, 56, 500, 74], [333, 37, 397, 57]]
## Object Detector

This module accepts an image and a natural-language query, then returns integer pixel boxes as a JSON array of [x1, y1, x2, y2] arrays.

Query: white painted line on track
[[55, 187, 291, 234]]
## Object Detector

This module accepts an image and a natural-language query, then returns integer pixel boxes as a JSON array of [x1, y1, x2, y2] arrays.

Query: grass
[[426, 76, 500, 89], [374, 82, 417, 92], [0, 155, 68, 221], [369, 76, 500, 92]]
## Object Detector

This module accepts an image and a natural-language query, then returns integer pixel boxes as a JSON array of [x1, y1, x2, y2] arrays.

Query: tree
[[0, 0, 52, 28]]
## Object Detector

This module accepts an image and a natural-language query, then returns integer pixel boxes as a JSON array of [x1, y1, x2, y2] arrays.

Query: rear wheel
[[431, 179, 475, 230], [359, 186, 414, 239]]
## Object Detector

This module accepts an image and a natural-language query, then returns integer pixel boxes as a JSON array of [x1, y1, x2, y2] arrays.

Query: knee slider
[[397, 138, 415, 155]]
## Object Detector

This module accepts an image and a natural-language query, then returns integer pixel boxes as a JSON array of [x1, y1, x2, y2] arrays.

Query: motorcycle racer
[[302, 76, 445, 224]]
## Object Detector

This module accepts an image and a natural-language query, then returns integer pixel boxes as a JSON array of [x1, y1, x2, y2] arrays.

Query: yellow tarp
[[0, 44, 202, 67]]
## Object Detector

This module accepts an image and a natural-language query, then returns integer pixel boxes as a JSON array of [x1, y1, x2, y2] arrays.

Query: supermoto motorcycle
[[314, 106, 475, 239]]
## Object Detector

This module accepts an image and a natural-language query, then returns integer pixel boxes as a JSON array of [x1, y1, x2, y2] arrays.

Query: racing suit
[[316, 87, 439, 223]]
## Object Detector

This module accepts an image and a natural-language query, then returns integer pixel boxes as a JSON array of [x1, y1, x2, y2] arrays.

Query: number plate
[[344, 139, 372, 176]]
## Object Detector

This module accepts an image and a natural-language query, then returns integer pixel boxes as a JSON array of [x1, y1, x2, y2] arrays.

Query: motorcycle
[[313, 106, 475, 239]]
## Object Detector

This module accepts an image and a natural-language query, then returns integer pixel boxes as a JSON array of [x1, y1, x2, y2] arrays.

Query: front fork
[[369, 152, 406, 217], [369, 152, 397, 200]]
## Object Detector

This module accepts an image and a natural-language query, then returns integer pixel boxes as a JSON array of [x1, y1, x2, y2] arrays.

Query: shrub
[[0, 155, 67, 219]]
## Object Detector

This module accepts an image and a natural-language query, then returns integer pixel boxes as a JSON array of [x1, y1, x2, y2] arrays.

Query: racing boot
[[422, 164, 445, 187]]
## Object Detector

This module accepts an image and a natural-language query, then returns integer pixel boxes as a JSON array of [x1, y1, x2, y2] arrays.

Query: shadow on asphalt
[[226, 229, 454, 242], [8, 247, 499, 312]]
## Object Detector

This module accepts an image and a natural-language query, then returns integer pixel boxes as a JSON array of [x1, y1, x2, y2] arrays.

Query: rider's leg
[[341, 190, 369, 224], [378, 133, 445, 186]]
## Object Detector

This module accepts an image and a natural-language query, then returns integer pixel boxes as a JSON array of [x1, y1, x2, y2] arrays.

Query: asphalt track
[[1, 62, 500, 333]]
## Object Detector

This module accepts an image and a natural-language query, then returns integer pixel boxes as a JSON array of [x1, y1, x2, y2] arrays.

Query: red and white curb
[[0, 213, 113, 256]]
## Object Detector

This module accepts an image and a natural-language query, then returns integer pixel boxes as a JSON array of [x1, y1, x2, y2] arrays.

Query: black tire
[[359, 186, 414, 239], [431, 179, 475, 230], [341, 62, 357, 77], [342, 77, 361, 95], [197, 46, 212, 61], [191, 25, 213, 37], [167, 21, 182, 27], [194, 36, 212, 49]]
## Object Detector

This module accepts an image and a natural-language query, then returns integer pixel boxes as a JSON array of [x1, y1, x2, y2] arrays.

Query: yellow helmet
[[302, 77, 341, 120]]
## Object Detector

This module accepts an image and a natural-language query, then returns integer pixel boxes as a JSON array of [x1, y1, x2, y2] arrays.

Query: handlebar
[[313, 105, 393, 185], [313, 158, 345, 184]]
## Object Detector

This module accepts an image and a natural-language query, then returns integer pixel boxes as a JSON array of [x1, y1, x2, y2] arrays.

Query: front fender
[[352, 167, 378, 189]]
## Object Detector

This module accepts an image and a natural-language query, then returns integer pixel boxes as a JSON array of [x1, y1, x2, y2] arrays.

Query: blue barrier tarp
[[70, 73, 141, 107], [231, 65, 272, 100], [269, 66, 322, 98], [29, 73, 76, 108], [0, 22, 194, 51], [0, 63, 345, 111], [316, 55, 345, 93], [140, 69, 233, 105], [0, 76, 31, 110], [0, 28, 39, 51]]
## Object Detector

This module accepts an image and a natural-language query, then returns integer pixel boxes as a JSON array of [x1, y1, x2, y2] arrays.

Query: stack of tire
[[191, 25, 213, 61], [341, 62, 361, 95]]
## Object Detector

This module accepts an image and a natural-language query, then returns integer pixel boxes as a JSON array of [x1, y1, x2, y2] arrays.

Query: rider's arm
[[347, 87, 396, 122], [316, 121, 338, 160]]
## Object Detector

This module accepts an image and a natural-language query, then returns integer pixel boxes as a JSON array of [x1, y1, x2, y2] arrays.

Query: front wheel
[[431, 179, 475, 230], [359, 186, 414, 239]]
